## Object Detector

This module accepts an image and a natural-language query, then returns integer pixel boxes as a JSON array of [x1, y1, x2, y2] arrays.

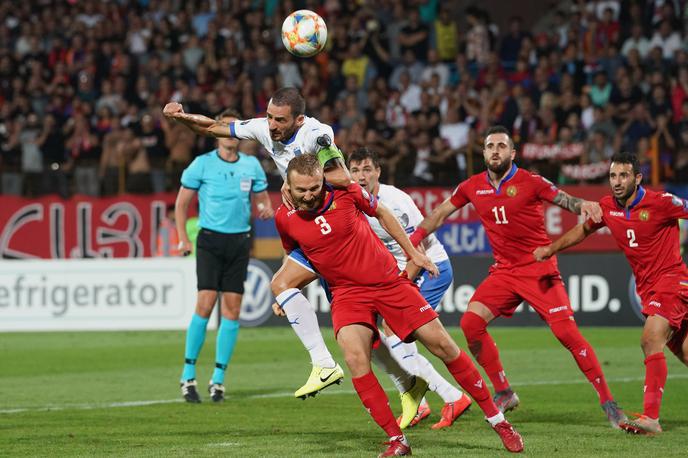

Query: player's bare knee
[[195, 291, 217, 317], [270, 275, 289, 296], [640, 335, 664, 356], [343, 349, 370, 375]]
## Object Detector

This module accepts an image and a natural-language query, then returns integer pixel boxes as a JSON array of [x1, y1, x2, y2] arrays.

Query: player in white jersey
[[163, 88, 349, 398], [348, 148, 473, 430]]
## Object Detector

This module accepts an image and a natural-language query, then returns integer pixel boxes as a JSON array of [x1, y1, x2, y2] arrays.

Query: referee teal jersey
[[181, 150, 268, 234]]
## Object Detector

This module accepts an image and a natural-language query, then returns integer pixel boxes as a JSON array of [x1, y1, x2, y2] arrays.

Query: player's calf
[[412, 318, 460, 363]]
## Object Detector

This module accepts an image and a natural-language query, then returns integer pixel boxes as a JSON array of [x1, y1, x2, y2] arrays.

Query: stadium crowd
[[2, 0, 688, 198]]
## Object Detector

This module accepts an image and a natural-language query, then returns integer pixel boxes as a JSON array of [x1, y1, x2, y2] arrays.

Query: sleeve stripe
[[181, 184, 200, 190], [229, 121, 236, 137]]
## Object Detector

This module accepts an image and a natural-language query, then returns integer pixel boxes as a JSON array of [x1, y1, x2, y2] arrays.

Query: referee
[[174, 108, 274, 403]]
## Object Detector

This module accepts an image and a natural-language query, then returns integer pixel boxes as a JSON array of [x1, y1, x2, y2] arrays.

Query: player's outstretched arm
[[163, 102, 231, 138], [174, 187, 196, 256], [409, 198, 459, 247], [376, 202, 439, 276], [533, 222, 596, 261], [552, 191, 603, 223]]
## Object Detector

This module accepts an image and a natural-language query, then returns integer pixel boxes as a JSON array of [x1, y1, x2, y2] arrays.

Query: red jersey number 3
[[315, 215, 332, 235]]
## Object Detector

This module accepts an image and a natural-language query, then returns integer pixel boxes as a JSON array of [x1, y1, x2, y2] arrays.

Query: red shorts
[[667, 319, 688, 357], [471, 267, 573, 323], [639, 276, 688, 331], [331, 276, 438, 342]]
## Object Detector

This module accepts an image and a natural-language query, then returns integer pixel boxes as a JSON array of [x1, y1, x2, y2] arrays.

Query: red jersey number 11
[[492, 206, 509, 224]]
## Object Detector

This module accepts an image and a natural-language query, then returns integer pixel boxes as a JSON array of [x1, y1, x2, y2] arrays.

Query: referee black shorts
[[196, 228, 251, 293]]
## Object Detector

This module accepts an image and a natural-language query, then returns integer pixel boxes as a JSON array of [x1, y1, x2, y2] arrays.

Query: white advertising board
[[0, 258, 199, 331]]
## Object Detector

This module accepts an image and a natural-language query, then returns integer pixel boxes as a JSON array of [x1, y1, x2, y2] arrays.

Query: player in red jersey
[[408, 125, 627, 428], [276, 154, 524, 456], [534, 152, 688, 435]]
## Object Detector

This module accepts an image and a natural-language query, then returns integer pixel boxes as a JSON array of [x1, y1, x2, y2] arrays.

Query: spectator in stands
[[40, 114, 69, 198], [155, 204, 181, 257], [649, 19, 682, 59], [621, 23, 651, 59], [398, 8, 429, 62]]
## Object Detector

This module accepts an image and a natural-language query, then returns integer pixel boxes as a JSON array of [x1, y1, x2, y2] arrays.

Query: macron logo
[[649, 300, 662, 308], [474, 380, 483, 389], [419, 304, 432, 312], [476, 189, 494, 195], [548, 306, 568, 314], [609, 211, 624, 217]]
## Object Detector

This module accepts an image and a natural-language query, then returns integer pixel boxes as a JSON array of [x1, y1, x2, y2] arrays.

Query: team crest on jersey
[[639, 210, 650, 221], [506, 185, 517, 197]]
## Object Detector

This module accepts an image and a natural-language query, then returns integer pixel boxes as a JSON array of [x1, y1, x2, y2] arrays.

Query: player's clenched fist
[[532, 245, 553, 262], [163, 102, 184, 118], [580, 200, 602, 223], [272, 302, 286, 317], [409, 251, 439, 277]]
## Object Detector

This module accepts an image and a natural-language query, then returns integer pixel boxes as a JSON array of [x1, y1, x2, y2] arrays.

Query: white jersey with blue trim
[[366, 184, 449, 269], [229, 116, 335, 180]]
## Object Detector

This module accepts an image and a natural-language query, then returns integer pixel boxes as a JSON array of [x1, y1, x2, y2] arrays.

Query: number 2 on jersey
[[626, 229, 638, 247], [491, 206, 509, 224], [315, 215, 331, 235]]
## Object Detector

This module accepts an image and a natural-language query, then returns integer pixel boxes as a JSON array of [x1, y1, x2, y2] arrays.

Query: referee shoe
[[180, 379, 201, 403]]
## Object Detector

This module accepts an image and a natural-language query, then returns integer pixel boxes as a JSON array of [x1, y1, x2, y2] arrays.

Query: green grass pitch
[[1, 327, 686, 457]]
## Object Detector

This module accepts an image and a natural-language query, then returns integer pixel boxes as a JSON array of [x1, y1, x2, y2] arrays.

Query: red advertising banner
[[0, 186, 620, 259], [0, 193, 177, 259]]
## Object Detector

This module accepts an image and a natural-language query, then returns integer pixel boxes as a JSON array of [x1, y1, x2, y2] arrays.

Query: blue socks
[[212, 318, 240, 385], [181, 314, 209, 382]]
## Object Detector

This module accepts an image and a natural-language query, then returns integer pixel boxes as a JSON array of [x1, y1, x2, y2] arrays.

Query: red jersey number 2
[[315, 215, 332, 235]]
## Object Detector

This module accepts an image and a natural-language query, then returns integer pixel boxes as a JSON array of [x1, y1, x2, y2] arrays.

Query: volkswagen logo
[[627, 275, 646, 323], [240, 259, 274, 327]]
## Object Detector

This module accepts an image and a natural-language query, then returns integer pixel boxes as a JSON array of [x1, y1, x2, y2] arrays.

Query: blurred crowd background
[[2, 0, 688, 199]]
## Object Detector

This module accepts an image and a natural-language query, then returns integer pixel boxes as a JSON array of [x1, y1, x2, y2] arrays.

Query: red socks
[[549, 319, 613, 404], [352, 371, 402, 438], [643, 352, 667, 420], [460, 312, 510, 392], [445, 351, 500, 418]]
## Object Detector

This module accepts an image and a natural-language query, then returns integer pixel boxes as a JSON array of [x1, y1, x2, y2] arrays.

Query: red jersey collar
[[486, 163, 518, 194]]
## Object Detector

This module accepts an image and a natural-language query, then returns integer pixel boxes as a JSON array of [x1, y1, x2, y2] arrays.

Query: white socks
[[384, 334, 464, 403], [276, 288, 335, 368], [371, 336, 415, 393], [486, 411, 506, 426]]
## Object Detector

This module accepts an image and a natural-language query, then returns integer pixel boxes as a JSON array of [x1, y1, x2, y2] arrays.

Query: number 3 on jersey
[[315, 215, 331, 235], [626, 229, 638, 247], [492, 206, 509, 224]]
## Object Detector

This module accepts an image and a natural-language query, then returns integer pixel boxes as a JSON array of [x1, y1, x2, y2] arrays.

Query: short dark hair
[[348, 147, 380, 169], [270, 87, 305, 117], [286, 154, 322, 182], [484, 125, 515, 149], [216, 108, 242, 120], [610, 152, 641, 175]]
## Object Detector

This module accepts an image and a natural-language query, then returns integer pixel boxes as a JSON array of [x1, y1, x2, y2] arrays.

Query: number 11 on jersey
[[492, 206, 509, 224]]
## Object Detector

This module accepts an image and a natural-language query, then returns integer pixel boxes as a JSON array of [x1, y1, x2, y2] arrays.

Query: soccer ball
[[281, 10, 327, 58]]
